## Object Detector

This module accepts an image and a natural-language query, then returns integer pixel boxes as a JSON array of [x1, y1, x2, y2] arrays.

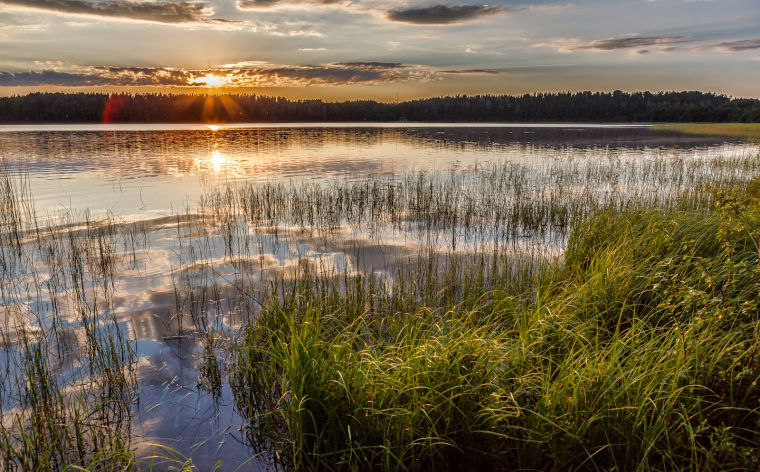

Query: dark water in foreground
[[0, 124, 755, 470]]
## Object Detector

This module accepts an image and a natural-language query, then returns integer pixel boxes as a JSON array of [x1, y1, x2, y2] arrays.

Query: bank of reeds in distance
[[657, 123, 760, 142]]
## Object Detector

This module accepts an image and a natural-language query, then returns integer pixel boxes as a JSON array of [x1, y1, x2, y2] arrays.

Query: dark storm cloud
[[567, 35, 688, 51], [385, 4, 502, 25], [713, 39, 760, 52], [236, 0, 342, 9], [0, 0, 235, 25]]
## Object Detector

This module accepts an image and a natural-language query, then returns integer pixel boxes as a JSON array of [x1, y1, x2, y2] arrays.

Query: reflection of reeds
[[2, 147, 760, 470]]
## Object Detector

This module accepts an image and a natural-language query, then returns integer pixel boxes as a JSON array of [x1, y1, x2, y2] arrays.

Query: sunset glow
[[0, 1, 757, 99], [193, 74, 229, 88]]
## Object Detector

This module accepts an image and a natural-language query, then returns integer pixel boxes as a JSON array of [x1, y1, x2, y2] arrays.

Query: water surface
[[0, 124, 755, 470]]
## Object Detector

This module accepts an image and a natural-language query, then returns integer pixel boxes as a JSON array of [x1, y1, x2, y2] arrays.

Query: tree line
[[0, 90, 758, 124]]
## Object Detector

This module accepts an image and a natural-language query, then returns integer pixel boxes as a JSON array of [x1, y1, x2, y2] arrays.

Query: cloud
[[236, 0, 343, 9], [0, 67, 193, 86], [218, 60, 271, 68], [536, 35, 689, 53], [0, 62, 441, 88], [536, 35, 760, 56], [233, 62, 421, 86], [385, 4, 502, 25], [237, 0, 279, 8], [0, 70, 110, 86], [241, 66, 400, 86], [0, 0, 243, 27], [270, 28, 323, 36], [0, 20, 48, 38], [333, 62, 408, 70], [0, 21, 47, 32], [438, 69, 502, 74], [567, 35, 688, 51], [713, 39, 760, 52]]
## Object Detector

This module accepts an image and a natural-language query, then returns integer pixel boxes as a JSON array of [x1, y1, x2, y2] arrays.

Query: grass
[[655, 123, 760, 141], [0, 164, 192, 471], [229, 179, 760, 471], [1, 146, 760, 470], [232, 179, 760, 470]]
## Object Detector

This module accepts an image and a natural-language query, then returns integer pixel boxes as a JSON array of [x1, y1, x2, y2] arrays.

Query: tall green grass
[[229, 179, 760, 471]]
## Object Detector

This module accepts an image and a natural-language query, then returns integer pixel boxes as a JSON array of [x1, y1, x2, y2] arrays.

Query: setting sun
[[194, 74, 228, 88]]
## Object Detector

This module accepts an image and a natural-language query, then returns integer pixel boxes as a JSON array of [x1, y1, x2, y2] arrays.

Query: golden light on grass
[[656, 123, 760, 142], [207, 125, 220, 131]]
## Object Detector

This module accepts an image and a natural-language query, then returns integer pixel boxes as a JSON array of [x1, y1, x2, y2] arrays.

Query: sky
[[0, 0, 758, 101]]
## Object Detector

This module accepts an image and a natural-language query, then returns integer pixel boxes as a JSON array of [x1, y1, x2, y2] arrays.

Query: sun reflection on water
[[211, 150, 225, 172]]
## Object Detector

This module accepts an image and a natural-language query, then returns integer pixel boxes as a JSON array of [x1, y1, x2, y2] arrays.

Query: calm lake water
[[0, 124, 756, 470], [0, 123, 747, 220]]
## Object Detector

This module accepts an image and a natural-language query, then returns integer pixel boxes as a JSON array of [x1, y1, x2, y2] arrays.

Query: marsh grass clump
[[522, 181, 760, 470], [228, 176, 760, 471]]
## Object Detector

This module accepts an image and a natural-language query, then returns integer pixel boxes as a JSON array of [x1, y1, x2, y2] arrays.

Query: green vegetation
[[0, 165, 194, 471], [1, 147, 760, 470], [2, 90, 759, 124], [656, 123, 760, 141], [227, 179, 760, 471]]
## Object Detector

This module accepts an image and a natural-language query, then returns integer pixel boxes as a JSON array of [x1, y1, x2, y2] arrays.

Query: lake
[[0, 124, 756, 470]]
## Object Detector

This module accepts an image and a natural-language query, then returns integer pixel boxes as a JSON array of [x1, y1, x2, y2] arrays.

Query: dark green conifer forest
[[1, 90, 758, 123]]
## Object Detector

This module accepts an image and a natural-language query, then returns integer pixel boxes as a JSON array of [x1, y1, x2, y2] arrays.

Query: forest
[[0, 90, 759, 124]]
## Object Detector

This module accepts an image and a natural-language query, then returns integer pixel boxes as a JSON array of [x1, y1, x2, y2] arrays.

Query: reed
[[656, 123, 760, 141], [228, 177, 760, 471], [1, 146, 759, 470]]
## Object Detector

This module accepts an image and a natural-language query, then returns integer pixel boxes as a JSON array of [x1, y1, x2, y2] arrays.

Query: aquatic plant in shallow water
[[228, 177, 760, 471], [2, 148, 760, 470]]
